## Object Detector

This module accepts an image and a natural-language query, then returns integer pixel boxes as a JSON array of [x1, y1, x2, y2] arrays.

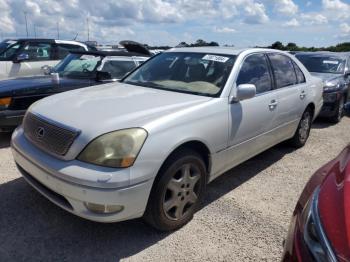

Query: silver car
[[11, 47, 323, 231]]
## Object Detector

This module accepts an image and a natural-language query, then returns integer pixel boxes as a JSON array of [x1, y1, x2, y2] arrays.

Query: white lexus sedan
[[11, 47, 323, 231]]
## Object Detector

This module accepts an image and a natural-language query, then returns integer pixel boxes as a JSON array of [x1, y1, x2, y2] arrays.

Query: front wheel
[[144, 149, 207, 231], [290, 109, 312, 148]]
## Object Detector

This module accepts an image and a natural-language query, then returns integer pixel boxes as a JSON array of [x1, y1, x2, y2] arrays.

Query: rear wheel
[[144, 149, 207, 231], [329, 96, 344, 123], [290, 109, 312, 148]]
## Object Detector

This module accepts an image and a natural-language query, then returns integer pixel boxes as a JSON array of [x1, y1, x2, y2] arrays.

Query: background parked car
[[11, 47, 323, 231], [283, 103, 350, 261], [295, 52, 350, 123], [0, 50, 149, 132], [0, 38, 94, 80]]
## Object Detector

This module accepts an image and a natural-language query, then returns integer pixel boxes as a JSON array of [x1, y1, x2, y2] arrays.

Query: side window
[[292, 61, 306, 84], [57, 44, 85, 59], [0, 43, 22, 59], [101, 60, 137, 79], [22, 42, 52, 61], [268, 53, 297, 88], [236, 53, 272, 94]]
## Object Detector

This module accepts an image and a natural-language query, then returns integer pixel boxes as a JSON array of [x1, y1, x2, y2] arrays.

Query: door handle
[[300, 91, 306, 100], [269, 100, 278, 110]]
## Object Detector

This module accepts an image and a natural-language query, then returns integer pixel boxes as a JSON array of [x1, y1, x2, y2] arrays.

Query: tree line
[[263, 41, 350, 52], [147, 39, 350, 52]]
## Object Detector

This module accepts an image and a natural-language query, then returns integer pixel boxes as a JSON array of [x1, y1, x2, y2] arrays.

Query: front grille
[[23, 112, 79, 156]]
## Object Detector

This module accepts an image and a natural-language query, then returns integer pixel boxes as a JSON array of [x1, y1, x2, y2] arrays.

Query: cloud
[[340, 23, 350, 36], [301, 13, 328, 25], [322, 0, 350, 19], [273, 0, 298, 16], [214, 27, 236, 33], [283, 18, 300, 27], [244, 2, 269, 24]]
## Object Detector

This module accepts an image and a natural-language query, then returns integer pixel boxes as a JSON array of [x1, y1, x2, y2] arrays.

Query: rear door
[[226, 53, 278, 168], [267, 53, 305, 140]]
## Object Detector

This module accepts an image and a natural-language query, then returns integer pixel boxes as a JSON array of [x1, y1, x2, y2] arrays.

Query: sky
[[0, 0, 350, 47]]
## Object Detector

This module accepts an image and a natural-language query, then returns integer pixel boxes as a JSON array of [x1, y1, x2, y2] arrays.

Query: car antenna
[[73, 33, 78, 40]]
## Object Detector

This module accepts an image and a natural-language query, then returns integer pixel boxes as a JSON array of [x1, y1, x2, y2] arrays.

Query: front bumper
[[318, 91, 343, 118], [11, 128, 154, 223], [0, 109, 26, 131]]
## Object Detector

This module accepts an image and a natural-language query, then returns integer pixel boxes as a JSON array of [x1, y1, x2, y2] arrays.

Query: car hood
[[318, 145, 350, 261], [0, 76, 95, 97], [310, 72, 343, 83], [29, 82, 212, 139]]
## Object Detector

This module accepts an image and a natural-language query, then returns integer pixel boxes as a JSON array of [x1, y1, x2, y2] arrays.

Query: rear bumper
[[0, 109, 25, 131]]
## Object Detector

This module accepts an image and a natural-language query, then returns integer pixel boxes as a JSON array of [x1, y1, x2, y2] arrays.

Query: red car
[[283, 103, 350, 262]]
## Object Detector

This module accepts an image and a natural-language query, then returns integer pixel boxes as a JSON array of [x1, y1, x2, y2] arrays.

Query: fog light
[[84, 202, 124, 214]]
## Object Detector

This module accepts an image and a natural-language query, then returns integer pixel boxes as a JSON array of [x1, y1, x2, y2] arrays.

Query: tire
[[290, 109, 312, 148], [329, 96, 344, 123], [144, 148, 207, 231]]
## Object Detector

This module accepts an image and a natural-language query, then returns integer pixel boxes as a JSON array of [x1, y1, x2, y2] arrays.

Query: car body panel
[[295, 52, 350, 119], [11, 47, 324, 223], [283, 145, 350, 261]]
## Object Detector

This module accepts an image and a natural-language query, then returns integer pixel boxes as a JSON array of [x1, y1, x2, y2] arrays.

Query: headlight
[[324, 81, 340, 92], [78, 128, 147, 168], [0, 97, 12, 109], [302, 187, 337, 262]]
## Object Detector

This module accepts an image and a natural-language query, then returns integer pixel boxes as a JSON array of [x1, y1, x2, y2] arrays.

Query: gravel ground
[[0, 118, 349, 262]]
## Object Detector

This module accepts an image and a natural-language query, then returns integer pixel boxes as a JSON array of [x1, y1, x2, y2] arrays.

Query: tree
[[177, 42, 189, 47], [286, 42, 297, 50], [270, 41, 284, 50], [208, 41, 219, 46]]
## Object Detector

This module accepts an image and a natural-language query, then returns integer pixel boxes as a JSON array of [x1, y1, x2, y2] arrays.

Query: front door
[[8, 42, 57, 78], [225, 53, 278, 170]]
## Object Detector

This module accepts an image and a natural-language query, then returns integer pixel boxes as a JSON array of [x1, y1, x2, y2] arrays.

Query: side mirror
[[14, 53, 29, 63], [344, 103, 350, 117], [96, 71, 112, 81], [231, 84, 256, 102], [345, 69, 350, 77], [41, 65, 53, 75]]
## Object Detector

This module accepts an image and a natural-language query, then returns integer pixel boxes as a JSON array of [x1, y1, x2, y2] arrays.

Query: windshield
[[296, 54, 346, 74], [0, 40, 21, 60], [123, 52, 236, 97], [53, 53, 102, 78]]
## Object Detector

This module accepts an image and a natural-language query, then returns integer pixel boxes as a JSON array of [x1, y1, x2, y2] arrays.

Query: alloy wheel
[[163, 163, 201, 220], [299, 111, 311, 143]]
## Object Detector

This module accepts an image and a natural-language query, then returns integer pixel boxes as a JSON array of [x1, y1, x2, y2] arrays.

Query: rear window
[[101, 60, 137, 79], [292, 61, 306, 84], [57, 44, 86, 59]]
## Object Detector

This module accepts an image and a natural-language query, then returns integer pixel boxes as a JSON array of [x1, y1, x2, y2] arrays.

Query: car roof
[[165, 47, 291, 56], [69, 50, 150, 57], [295, 51, 349, 59]]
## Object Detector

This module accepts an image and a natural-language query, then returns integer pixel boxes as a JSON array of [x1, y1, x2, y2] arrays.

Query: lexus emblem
[[35, 127, 45, 140]]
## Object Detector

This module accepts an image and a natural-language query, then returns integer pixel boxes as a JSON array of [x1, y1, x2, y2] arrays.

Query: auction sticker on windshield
[[202, 54, 230, 63], [323, 60, 339, 65]]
